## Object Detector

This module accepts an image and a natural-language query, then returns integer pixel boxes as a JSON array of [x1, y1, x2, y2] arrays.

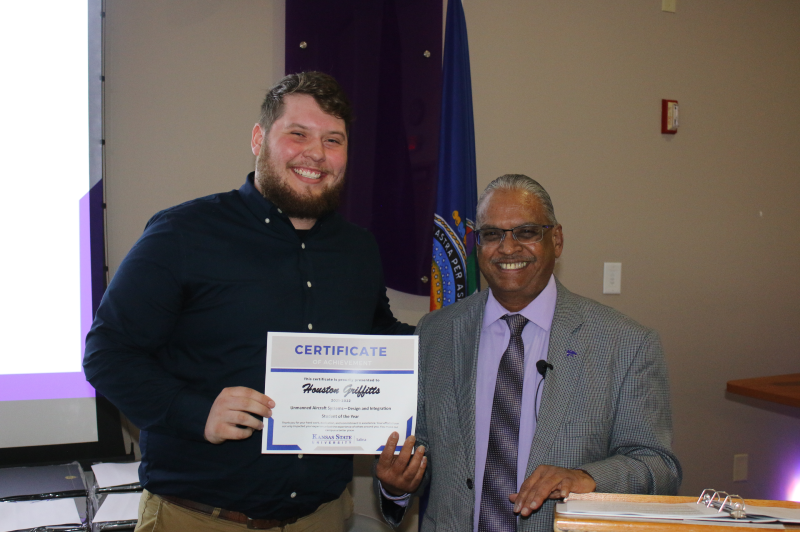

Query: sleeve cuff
[[379, 481, 412, 507]]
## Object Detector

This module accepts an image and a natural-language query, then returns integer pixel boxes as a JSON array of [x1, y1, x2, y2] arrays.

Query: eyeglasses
[[475, 224, 555, 246]]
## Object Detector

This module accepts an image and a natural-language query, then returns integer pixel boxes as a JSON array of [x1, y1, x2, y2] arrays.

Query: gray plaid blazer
[[377, 279, 681, 531]]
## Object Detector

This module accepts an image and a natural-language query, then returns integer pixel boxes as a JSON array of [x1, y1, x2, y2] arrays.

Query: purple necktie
[[478, 314, 527, 532]]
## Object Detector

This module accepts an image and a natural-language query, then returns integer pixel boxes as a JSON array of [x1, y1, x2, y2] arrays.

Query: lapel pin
[[566, 349, 577, 357]]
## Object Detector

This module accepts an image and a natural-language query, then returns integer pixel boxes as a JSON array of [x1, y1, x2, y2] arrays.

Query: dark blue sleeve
[[83, 213, 214, 442]]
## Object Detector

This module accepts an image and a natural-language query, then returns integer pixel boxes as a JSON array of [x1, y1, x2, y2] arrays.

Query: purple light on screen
[[789, 475, 800, 502], [0, 191, 96, 402], [0, 373, 95, 401]]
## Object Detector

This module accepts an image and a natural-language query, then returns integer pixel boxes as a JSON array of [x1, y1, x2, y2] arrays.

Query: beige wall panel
[[104, 0, 284, 277], [462, 0, 800, 500]]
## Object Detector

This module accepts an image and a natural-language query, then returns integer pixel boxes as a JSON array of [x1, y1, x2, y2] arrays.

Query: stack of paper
[[747, 504, 800, 524], [0, 462, 86, 501], [93, 492, 141, 525], [0, 462, 87, 530], [90, 462, 142, 531], [0, 499, 83, 531], [557, 500, 800, 524], [91, 462, 141, 492]]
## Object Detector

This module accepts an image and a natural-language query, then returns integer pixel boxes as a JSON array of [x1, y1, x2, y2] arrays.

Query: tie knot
[[502, 314, 528, 336]]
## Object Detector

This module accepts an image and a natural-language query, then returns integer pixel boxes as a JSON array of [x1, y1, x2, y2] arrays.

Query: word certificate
[[262, 332, 418, 454]]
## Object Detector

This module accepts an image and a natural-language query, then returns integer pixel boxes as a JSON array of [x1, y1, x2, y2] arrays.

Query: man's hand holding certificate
[[262, 332, 418, 454]]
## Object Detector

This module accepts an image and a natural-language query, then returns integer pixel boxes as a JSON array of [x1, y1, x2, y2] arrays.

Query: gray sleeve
[[373, 313, 433, 528], [580, 330, 682, 495]]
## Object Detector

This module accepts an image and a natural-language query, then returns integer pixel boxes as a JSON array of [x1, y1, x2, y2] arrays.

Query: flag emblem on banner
[[431, 212, 475, 309]]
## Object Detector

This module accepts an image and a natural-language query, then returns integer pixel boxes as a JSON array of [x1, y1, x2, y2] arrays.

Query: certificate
[[261, 332, 418, 454]]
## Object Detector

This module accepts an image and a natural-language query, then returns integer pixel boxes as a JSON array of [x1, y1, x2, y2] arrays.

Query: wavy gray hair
[[476, 174, 557, 227]]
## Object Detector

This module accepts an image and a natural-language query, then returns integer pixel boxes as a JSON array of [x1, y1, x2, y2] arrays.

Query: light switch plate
[[603, 263, 622, 294]]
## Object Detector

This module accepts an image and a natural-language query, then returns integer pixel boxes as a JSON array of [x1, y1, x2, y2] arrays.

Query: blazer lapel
[[453, 290, 488, 474], [526, 280, 584, 472]]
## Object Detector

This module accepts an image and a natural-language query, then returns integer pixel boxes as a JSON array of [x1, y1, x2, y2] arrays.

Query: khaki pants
[[134, 488, 354, 532]]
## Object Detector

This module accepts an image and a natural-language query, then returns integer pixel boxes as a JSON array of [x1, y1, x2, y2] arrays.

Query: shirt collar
[[240, 171, 280, 220], [482, 274, 558, 332]]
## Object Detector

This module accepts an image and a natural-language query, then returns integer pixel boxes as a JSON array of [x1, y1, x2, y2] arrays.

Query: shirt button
[[307, 324, 313, 330], [301, 243, 306, 249], [264, 218, 270, 224], [298, 454, 303, 459], [278, 208, 283, 213], [307, 281, 312, 288], [290, 492, 297, 499]]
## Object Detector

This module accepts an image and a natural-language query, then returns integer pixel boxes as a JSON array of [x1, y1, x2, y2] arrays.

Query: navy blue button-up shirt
[[84, 173, 413, 519]]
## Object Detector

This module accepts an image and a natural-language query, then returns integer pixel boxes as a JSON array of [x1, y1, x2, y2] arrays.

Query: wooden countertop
[[727, 373, 800, 408]]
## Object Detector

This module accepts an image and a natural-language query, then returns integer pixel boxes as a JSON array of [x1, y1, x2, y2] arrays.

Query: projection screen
[[0, 0, 121, 459]]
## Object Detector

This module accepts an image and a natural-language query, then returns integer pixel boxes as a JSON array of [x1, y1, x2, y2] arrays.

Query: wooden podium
[[554, 492, 800, 532]]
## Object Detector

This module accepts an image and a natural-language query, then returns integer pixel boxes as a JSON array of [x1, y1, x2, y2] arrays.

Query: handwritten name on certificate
[[262, 332, 418, 454]]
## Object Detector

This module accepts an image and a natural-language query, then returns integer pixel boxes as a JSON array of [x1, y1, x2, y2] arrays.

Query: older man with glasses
[[375, 174, 682, 532]]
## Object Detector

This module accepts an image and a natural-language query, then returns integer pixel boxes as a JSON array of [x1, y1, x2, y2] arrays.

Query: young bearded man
[[85, 72, 413, 532]]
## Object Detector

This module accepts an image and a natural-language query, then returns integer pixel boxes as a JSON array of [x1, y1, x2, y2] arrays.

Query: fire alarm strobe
[[662, 99, 678, 134]]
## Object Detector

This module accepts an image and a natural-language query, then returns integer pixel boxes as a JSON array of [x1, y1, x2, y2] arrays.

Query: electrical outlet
[[733, 454, 748, 482]]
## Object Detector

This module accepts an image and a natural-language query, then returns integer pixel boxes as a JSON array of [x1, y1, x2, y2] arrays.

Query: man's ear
[[553, 225, 564, 259], [251, 123, 265, 156]]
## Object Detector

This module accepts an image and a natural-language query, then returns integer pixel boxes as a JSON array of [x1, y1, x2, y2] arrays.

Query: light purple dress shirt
[[472, 274, 557, 531]]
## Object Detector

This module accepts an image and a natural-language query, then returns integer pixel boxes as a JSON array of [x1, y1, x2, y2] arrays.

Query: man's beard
[[255, 143, 345, 220]]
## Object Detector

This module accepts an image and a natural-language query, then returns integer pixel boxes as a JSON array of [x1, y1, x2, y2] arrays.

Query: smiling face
[[252, 93, 348, 227], [477, 189, 563, 312]]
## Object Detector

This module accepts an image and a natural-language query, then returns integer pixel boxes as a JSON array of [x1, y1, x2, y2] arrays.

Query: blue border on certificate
[[375, 417, 414, 452], [271, 369, 413, 374], [266, 418, 302, 451]]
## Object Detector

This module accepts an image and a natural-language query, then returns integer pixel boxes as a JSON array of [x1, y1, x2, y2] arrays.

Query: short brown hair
[[259, 71, 353, 134]]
